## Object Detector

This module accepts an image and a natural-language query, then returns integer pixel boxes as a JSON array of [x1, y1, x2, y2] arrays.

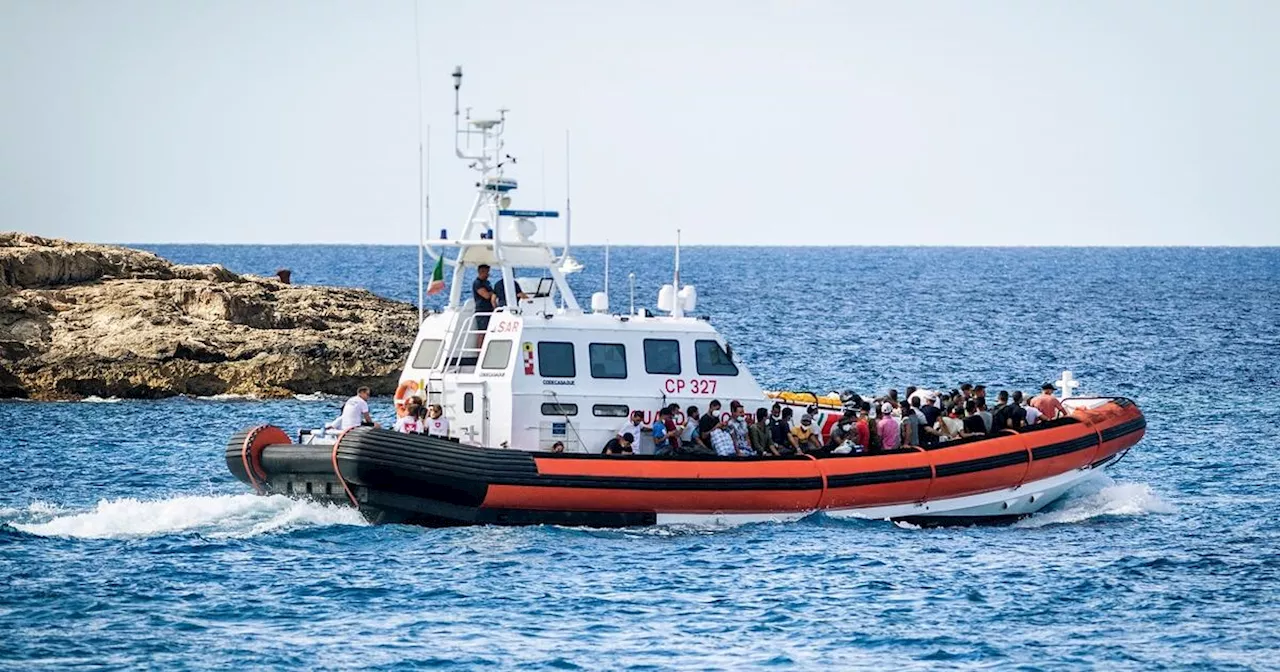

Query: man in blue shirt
[[652, 407, 674, 456]]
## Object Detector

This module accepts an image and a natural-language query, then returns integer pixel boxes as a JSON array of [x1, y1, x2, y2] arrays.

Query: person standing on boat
[[492, 275, 528, 308], [336, 387, 379, 430], [962, 400, 987, 438], [425, 404, 450, 438], [617, 410, 647, 452], [681, 406, 701, 447], [1030, 383, 1067, 420], [652, 407, 674, 456], [877, 403, 901, 451], [900, 401, 923, 447], [976, 398, 993, 433], [471, 264, 495, 331], [1020, 391, 1043, 426]]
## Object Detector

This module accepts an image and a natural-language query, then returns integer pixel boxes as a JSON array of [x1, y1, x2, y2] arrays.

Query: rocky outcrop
[[0, 233, 417, 399]]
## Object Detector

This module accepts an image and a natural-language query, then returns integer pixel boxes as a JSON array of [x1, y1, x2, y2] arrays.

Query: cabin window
[[589, 343, 627, 379], [411, 338, 443, 369], [537, 342, 576, 377], [481, 340, 513, 370], [695, 339, 738, 376], [541, 402, 578, 416], [593, 404, 630, 417], [464, 393, 474, 413], [643, 339, 681, 375]]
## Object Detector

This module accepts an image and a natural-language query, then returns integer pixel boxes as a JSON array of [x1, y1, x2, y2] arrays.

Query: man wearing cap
[[790, 413, 822, 454], [1030, 383, 1068, 420], [877, 402, 901, 451]]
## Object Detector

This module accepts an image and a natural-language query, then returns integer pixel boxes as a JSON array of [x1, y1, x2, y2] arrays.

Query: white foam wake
[[7, 494, 367, 540], [80, 395, 124, 403], [193, 393, 261, 401], [1015, 481, 1174, 528], [293, 392, 341, 402]]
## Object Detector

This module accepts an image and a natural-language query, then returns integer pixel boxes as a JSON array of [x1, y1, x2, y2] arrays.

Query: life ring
[[394, 380, 421, 417]]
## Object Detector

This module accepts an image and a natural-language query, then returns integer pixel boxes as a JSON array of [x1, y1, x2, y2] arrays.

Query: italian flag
[[427, 256, 445, 295]]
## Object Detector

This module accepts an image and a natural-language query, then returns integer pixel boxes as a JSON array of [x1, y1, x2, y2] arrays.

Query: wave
[[1015, 480, 1173, 529], [293, 392, 342, 402], [193, 393, 261, 401], [80, 395, 124, 403], [6, 494, 367, 540]]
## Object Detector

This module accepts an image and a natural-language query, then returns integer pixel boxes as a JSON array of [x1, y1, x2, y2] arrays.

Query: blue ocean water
[[3, 245, 1278, 670]]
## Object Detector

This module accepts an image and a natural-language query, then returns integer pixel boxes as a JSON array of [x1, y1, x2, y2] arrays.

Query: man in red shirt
[[1029, 383, 1068, 420]]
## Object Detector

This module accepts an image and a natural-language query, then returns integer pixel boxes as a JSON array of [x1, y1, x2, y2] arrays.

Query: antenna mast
[[671, 229, 683, 318], [564, 130, 572, 264], [414, 0, 425, 322]]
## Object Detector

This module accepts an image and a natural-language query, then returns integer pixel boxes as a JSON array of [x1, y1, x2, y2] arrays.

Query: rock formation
[[0, 233, 417, 399]]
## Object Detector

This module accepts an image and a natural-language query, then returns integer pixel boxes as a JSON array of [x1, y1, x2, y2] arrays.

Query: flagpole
[[413, 0, 425, 324]]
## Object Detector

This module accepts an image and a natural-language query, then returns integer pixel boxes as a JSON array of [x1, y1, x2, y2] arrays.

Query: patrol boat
[[226, 68, 1146, 527]]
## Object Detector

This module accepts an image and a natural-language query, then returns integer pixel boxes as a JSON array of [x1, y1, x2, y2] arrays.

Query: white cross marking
[[1055, 370, 1080, 400]]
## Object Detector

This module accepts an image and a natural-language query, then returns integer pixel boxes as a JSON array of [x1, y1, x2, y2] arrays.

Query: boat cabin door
[[454, 381, 487, 445]]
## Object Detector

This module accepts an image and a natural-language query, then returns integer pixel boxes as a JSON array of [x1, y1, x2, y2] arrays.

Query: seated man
[[680, 414, 719, 456], [602, 432, 635, 455], [708, 420, 738, 457], [394, 400, 424, 434], [790, 414, 823, 454], [749, 408, 779, 456], [825, 410, 858, 450], [771, 406, 794, 454], [726, 401, 752, 455]]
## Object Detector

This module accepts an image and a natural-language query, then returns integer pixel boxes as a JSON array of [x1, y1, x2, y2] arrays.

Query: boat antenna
[[603, 239, 610, 303], [414, 0, 425, 323], [564, 130, 571, 264], [628, 272, 636, 316], [671, 229, 683, 318], [452, 66, 463, 157]]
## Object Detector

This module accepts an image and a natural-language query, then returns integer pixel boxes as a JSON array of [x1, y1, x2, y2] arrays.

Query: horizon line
[[122, 241, 1280, 249]]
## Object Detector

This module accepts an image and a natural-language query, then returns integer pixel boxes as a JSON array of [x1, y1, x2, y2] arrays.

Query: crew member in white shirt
[[394, 400, 425, 434], [617, 410, 646, 441], [426, 404, 451, 438], [335, 386, 379, 430]]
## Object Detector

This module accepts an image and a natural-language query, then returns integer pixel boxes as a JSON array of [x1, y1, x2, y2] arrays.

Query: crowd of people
[[600, 382, 1069, 457]]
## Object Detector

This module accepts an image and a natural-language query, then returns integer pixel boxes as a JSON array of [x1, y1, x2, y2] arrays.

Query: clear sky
[[2, 0, 1277, 246]]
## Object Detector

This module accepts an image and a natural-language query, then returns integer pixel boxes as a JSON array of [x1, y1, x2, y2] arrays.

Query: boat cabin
[[400, 69, 768, 453]]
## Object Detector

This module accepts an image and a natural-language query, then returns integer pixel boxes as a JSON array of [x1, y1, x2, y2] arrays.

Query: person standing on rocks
[[337, 386, 379, 430]]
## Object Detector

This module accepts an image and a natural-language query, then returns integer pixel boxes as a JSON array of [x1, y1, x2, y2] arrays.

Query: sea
[[2, 245, 1278, 670]]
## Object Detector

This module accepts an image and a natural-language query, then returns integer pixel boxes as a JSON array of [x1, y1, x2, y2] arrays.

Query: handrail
[[545, 388, 588, 453]]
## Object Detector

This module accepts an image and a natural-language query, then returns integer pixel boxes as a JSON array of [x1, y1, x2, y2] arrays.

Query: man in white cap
[[878, 402, 902, 451]]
